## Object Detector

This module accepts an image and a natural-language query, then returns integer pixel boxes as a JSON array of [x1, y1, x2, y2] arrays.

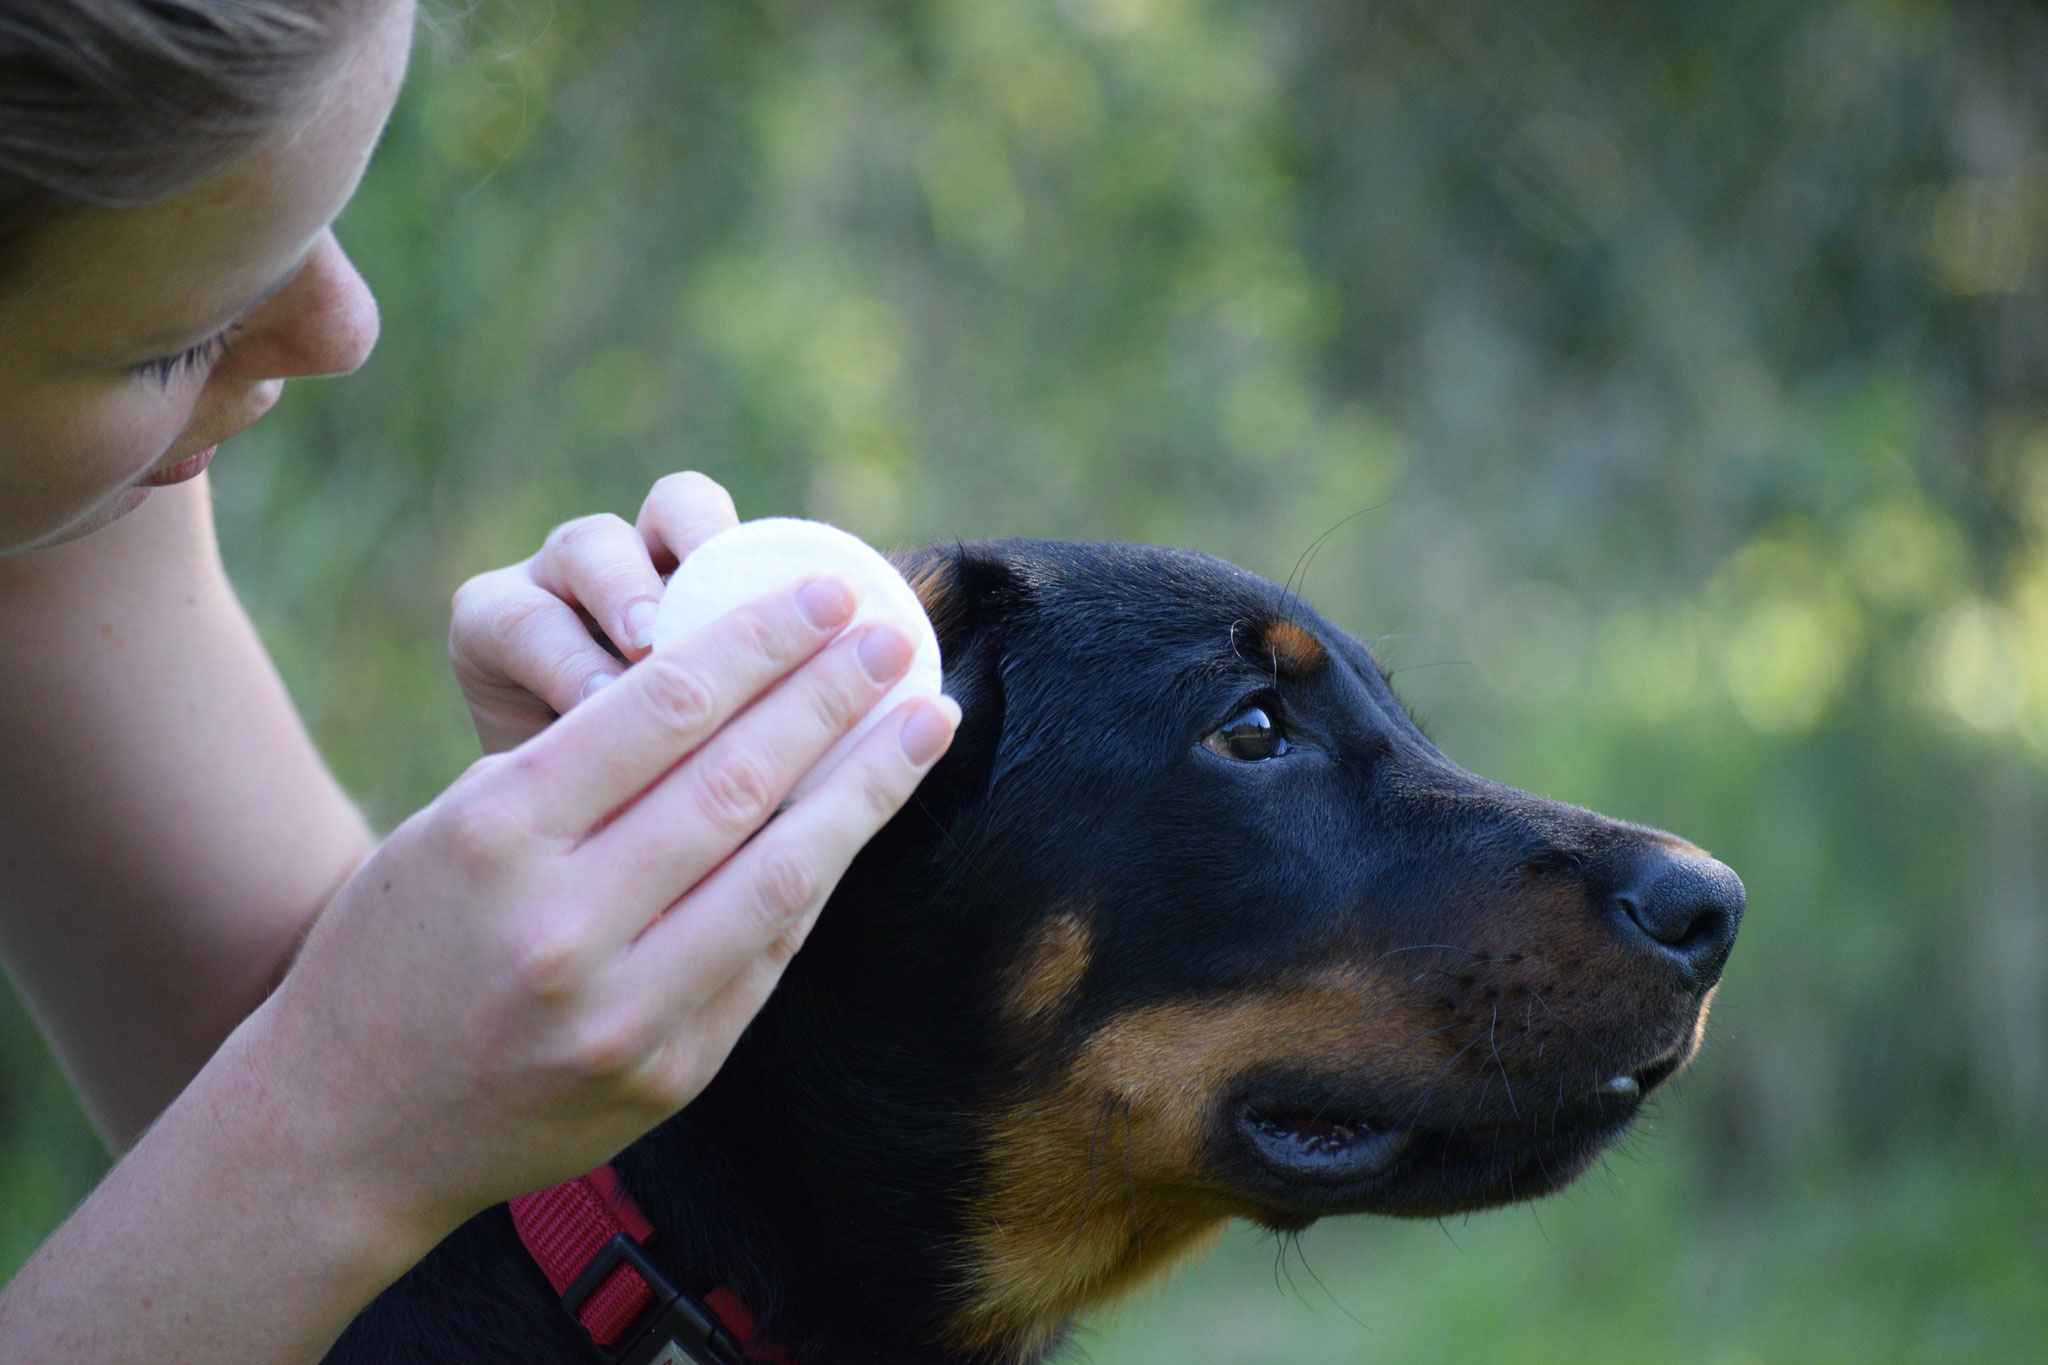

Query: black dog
[[329, 539, 1741, 1365]]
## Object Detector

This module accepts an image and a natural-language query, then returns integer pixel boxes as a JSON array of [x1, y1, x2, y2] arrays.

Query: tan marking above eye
[[1258, 618, 1328, 678], [1003, 911, 1094, 1028]]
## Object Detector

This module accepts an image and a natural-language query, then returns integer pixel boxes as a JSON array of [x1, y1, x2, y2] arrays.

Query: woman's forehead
[[0, 0, 414, 366]]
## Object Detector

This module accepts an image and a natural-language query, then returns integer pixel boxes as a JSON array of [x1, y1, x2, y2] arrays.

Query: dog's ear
[[889, 542, 1028, 810], [893, 542, 1024, 658]]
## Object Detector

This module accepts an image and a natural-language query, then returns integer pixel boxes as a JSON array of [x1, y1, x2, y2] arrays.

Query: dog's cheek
[[1001, 909, 1094, 1031], [947, 979, 1425, 1354]]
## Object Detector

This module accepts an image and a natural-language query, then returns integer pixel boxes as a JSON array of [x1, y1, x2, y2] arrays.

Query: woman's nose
[[226, 232, 381, 381]]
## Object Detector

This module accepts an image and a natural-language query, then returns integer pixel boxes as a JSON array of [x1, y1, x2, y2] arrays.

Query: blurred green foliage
[[6, 0, 2047, 1357]]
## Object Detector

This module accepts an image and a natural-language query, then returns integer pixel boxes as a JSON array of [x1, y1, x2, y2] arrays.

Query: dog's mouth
[[1228, 1050, 1686, 1222], [1240, 1107, 1417, 1184]]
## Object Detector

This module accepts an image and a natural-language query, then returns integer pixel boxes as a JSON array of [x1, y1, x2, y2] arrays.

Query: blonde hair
[[0, 0, 367, 261]]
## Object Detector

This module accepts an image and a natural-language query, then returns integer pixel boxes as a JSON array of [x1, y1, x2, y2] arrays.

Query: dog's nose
[[1606, 850, 1744, 991]]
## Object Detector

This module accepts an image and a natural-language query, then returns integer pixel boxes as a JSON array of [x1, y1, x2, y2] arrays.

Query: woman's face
[[0, 0, 416, 554]]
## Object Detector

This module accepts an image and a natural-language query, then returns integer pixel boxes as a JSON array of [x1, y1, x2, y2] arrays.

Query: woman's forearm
[[0, 1004, 440, 1363], [0, 468, 962, 1362], [0, 478, 373, 1147]]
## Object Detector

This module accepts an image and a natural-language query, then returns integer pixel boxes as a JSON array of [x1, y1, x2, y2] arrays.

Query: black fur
[[328, 539, 1740, 1364]]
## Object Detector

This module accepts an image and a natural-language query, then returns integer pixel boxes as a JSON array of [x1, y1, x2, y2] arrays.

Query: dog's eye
[[1205, 705, 1289, 761]]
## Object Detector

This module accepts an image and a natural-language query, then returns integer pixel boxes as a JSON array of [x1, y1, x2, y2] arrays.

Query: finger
[[636, 922, 810, 1098], [671, 869, 839, 1056], [636, 471, 739, 575], [497, 573, 861, 838], [530, 512, 668, 659], [450, 572, 629, 751], [463, 683, 559, 756], [616, 694, 960, 1009], [575, 619, 919, 922]]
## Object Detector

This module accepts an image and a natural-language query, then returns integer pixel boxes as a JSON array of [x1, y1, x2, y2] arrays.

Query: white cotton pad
[[650, 517, 943, 798]]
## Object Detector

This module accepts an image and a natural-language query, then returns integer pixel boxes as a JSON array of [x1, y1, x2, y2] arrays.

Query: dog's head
[[668, 539, 1740, 1362]]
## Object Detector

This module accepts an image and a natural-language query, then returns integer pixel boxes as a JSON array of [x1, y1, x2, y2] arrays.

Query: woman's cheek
[[0, 378, 196, 553]]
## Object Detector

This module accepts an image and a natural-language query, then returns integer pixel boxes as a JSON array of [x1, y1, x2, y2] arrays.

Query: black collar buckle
[[559, 1233, 744, 1365]]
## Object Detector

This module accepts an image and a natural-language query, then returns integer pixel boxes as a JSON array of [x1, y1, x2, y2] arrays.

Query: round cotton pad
[[650, 518, 944, 798]]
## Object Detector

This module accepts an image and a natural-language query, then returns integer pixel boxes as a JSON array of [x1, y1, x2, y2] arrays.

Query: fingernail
[[858, 623, 913, 683], [796, 575, 857, 630], [625, 599, 659, 652], [582, 670, 621, 701], [900, 695, 960, 768]]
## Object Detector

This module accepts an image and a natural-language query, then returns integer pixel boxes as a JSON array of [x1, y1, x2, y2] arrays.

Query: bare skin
[[0, 1, 958, 1359], [0, 0, 409, 1152]]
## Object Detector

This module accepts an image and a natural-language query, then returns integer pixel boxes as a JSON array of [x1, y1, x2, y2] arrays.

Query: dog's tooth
[[1600, 1075, 1641, 1098]]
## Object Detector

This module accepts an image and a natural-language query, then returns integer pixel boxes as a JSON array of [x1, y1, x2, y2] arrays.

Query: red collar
[[509, 1165, 791, 1365]]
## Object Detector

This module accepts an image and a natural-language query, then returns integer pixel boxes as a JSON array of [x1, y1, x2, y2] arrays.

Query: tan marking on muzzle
[[952, 974, 1433, 1355], [1686, 984, 1717, 1060]]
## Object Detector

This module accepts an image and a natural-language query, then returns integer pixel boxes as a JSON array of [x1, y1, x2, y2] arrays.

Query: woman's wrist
[[203, 985, 466, 1285], [144, 999, 451, 1308]]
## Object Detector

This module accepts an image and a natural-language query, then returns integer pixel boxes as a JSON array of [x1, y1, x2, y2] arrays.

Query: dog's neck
[[613, 950, 1240, 1365], [612, 934, 1020, 1364], [600, 702, 1243, 1365]]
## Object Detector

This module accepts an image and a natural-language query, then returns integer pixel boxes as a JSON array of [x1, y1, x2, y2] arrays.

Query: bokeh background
[[6, 0, 2048, 1359]]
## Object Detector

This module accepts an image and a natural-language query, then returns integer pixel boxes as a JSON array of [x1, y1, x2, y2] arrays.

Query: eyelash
[[132, 325, 241, 387]]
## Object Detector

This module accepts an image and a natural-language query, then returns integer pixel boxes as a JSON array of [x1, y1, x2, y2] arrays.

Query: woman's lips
[[139, 444, 218, 487]]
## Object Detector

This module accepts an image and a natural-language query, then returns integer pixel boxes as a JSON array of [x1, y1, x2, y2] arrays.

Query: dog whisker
[[1121, 1098, 1141, 1253], [1486, 1003, 1521, 1121], [1064, 1094, 1119, 1255], [1367, 941, 1496, 970], [1400, 1028, 1488, 1132]]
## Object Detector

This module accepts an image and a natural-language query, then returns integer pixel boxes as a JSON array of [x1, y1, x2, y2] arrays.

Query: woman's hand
[[252, 572, 960, 1241], [450, 471, 741, 752]]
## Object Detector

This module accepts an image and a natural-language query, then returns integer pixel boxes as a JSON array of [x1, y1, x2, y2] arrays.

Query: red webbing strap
[[704, 1288, 795, 1365], [509, 1165, 658, 1347], [508, 1164, 795, 1364]]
